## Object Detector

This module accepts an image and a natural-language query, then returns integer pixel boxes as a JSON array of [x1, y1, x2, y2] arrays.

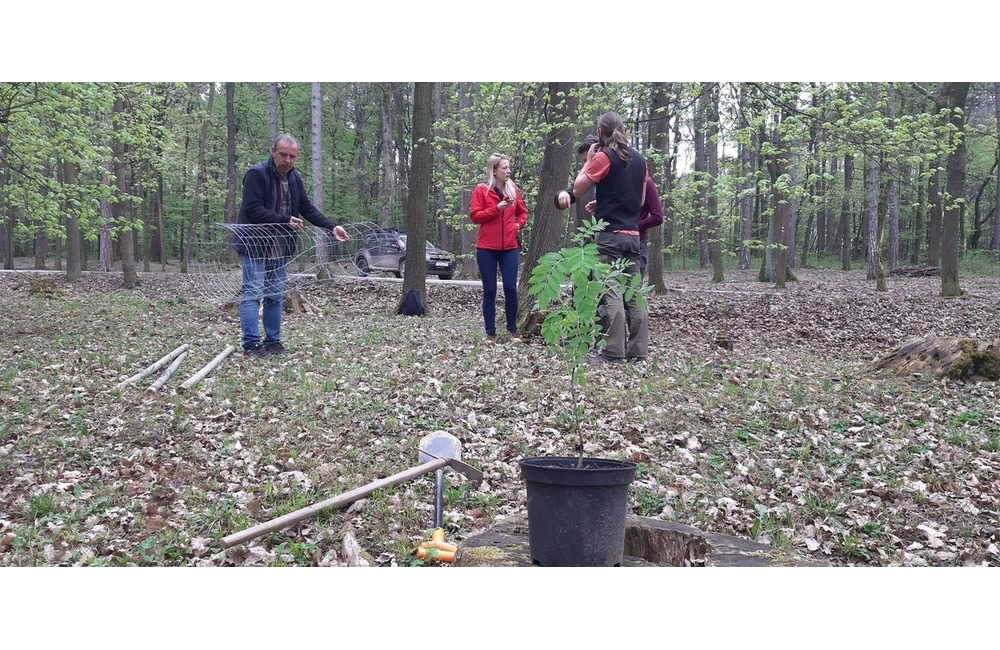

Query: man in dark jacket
[[234, 134, 349, 358]]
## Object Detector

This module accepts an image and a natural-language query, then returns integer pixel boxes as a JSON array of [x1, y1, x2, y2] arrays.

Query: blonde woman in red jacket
[[469, 153, 529, 342]]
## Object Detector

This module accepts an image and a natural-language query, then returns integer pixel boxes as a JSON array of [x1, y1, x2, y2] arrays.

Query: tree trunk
[[516, 82, 579, 331], [648, 82, 669, 292], [311, 82, 328, 276], [866, 149, 880, 281], [379, 83, 395, 228], [433, 83, 449, 252], [912, 161, 924, 264], [458, 82, 474, 263], [225, 83, 237, 225], [786, 157, 798, 267], [940, 82, 971, 297], [839, 153, 854, 271], [268, 83, 278, 143], [181, 83, 215, 274], [993, 82, 1000, 253], [706, 84, 724, 283], [157, 174, 166, 271], [693, 88, 708, 269], [110, 92, 138, 288], [887, 84, 900, 269], [926, 165, 943, 266], [394, 83, 411, 220], [738, 84, 754, 270], [63, 159, 81, 282], [398, 82, 432, 313]]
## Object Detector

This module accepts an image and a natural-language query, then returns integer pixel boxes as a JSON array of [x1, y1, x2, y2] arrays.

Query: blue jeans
[[239, 254, 288, 348], [476, 248, 519, 335]]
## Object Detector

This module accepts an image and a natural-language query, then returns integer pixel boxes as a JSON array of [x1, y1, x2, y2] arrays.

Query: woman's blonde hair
[[485, 153, 518, 200]]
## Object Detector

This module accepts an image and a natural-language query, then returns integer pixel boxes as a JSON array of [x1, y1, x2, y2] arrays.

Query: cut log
[[114, 344, 190, 393], [872, 336, 1000, 381], [145, 351, 188, 395], [177, 345, 235, 393]]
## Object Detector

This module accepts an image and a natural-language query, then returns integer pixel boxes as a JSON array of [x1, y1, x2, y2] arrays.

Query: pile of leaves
[[1, 268, 998, 566]]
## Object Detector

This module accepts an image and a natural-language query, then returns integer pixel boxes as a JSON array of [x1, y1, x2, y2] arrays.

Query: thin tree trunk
[[926, 165, 943, 266], [887, 84, 900, 269], [840, 153, 854, 271], [311, 82, 328, 276], [379, 83, 395, 228], [866, 145, 880, 281], [786, 157, 798, 268], [993, 82, 1000, 253], [181, 83, 215, 273], [458, 82, 473, 263], [268, 83, 278, 143], [648, 82, 669, 292], [706, 84, 723, 283], [941, 82, 971, 297], [912, 162, 924, 264], [694, 88, 708, 269]]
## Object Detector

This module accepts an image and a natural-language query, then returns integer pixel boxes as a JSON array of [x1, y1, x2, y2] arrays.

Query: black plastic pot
[[518, 456, 637, 567]]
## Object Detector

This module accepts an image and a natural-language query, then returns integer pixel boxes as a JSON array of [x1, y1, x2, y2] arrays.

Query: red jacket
[[470, 183, 528, 251]]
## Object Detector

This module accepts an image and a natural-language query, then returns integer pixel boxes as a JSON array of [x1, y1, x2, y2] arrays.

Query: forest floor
[[2, 266, 999, 567]]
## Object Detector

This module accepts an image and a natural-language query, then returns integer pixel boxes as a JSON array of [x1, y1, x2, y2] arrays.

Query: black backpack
[[399, 289, 426, 316]]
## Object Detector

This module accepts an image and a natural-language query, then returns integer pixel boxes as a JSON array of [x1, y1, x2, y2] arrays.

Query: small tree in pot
[[521, 217, 650, 566], [527, 217, 649, 466]]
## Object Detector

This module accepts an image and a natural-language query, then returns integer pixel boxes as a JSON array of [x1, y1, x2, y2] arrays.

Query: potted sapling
[[519, 217, 651, 566]]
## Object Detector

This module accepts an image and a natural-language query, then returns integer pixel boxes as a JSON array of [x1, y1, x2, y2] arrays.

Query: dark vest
[[594, 146, 646, 232]]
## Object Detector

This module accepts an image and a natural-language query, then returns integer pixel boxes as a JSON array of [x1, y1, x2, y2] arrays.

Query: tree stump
[[284, 290, 321, 315], [872, 336, 1000, 381]]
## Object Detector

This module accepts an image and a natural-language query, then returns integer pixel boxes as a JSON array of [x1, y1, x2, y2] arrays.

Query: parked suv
[[354, 228, 456, 280]]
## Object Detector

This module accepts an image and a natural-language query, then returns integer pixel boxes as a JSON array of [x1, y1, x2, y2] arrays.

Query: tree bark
[[926, 165, 943, 266], [398, 82, 433, 313], [993, 82, 1000, 253], [515, 82, 579, 331], [225, 83, 237, 225], [693, 87, 708, 269], [706, 84, 724, 283], [181, 83, 215, 274], [378, 83, 396, 228], [268, 83, 278, 143], [311, 82, 328, 276], [63, 159, 81, 281], [866, 129, 880, 281], [940, 82, 971, 297], [738, 84, 754, 270], [887, 84, 900, 269], [458, 82, 474, 262], [839, 153, 854, 271], [648, 82, 669, 292]]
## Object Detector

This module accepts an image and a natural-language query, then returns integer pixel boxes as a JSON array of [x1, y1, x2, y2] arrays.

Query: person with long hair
[[555, 112, 649, 362], [469, 153, 529, 342]]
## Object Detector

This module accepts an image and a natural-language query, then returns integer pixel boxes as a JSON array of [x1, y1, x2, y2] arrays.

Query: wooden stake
[[114, 344, 190, 393], [145, 351, 189, 395], [177, 345, 234, 394]]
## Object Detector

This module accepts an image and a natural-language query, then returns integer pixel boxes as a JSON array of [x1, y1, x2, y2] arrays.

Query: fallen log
[[145, 351, 189, 395], [114, 344, 190, 393], [177, 345, 235, 393], [889, 265, 940, 277], [872, 335, 1000, 380]]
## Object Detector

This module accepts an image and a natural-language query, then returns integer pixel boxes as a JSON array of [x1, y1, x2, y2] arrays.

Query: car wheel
[[395, 259, 405, 279], [356, 256, 370, 277]]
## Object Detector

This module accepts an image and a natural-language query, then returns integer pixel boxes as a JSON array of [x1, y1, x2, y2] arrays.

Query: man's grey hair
[[272, 133, 299, 150]]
